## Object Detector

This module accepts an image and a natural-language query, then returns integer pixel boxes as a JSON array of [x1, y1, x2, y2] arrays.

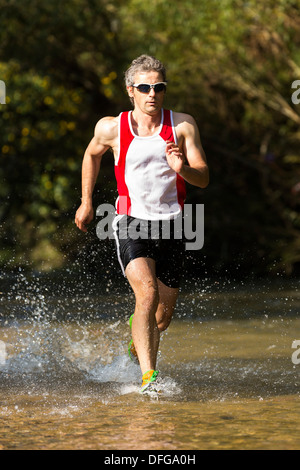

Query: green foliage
[[1, 0, 300, 274], [119, 0, 300, 274], [0, 0, 126, 270]]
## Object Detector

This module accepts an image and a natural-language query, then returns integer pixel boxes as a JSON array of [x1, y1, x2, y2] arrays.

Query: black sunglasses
[[132, 82, 167, 94]]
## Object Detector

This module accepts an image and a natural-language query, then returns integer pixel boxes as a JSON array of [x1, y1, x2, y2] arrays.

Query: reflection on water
[[0, 272, 300, 450]]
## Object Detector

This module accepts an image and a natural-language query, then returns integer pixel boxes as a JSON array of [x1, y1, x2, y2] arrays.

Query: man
[[75, 55, 209, 394]]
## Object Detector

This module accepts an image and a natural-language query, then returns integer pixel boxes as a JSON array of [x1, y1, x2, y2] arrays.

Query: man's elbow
[[199, 167, 209, 188]]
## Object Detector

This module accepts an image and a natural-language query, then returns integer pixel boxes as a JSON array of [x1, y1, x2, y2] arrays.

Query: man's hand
[[75, 202, 94, 233], [166, 140, 185, 174]]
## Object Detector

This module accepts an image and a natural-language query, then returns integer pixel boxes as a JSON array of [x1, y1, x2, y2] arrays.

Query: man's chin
[[145, 103, 161, 114]]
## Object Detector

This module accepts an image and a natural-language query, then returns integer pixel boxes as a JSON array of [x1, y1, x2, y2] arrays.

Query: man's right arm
[[75, 117, 117, 232]]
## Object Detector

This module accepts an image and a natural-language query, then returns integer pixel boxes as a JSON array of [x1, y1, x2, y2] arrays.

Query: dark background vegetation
[[1, 0, 300, 283]]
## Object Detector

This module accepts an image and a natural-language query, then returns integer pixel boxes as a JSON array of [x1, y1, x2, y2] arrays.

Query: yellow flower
[[44, 180, 53, 190], [2, 145, 10, 154], [67, 122, 76, 131], [101, 76, 111, 85], [109, 71, 117, 80], [22, 128, 30, 136], [44, 96, 54, 106]]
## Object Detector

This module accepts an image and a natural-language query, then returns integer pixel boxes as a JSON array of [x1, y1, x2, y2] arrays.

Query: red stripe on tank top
[[114, 112, 134, 215], [160, 110, 186, 210]]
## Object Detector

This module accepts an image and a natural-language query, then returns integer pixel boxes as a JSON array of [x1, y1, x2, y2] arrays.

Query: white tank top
[[114, 109, 186, 221]]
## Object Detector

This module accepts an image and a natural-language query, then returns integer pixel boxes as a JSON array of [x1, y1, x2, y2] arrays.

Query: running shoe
[[140, 369, 159, 394], [128, 314, 139, 364]]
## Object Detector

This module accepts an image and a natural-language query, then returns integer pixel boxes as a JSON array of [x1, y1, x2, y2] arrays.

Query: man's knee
[[136, 283, 159, 315]]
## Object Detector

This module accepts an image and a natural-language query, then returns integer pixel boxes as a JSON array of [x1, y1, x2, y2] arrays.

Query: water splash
[[0, 271, 135, 382], [1, 270, 299, 402]]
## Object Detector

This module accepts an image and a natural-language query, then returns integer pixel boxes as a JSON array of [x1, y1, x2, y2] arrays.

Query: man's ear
[[127, 86, 134, 99]]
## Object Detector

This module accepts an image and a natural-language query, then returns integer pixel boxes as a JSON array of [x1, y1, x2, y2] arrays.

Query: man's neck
[[131, 108, 163, 136]]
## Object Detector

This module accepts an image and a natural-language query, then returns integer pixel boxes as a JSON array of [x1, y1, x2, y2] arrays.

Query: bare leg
[[126, 258, 180, 375], [125, 257, 160, 374]]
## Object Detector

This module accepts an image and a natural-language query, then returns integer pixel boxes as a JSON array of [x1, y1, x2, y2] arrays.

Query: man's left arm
[[180, 114, 209, 188], [166, 114, 209, 188]]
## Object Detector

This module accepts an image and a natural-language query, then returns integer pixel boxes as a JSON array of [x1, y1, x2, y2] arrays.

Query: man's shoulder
[[94, 115, 119, 142], [171, 111, 198, 136], [172, 111, 196, 126], [95, 115, 119, 133]]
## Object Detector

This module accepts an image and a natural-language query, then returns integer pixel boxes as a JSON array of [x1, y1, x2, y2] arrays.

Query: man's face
[[128, 70, 166, 115]]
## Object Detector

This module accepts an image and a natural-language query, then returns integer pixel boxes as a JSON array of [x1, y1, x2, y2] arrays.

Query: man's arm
[[75, 117, 117, 232], [166, 113, 209, 188]]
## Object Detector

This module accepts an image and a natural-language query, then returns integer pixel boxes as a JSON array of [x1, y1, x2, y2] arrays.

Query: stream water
[[0, 271, 299, 450]]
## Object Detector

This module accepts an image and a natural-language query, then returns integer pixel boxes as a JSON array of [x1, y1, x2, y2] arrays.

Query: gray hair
[[124, 55, 167, 87]]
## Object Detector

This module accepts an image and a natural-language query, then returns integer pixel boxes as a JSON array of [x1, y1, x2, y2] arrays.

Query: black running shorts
[[112, 215, 185, 289]]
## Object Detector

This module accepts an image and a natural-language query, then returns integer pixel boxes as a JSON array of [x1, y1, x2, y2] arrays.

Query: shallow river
[[0, 272, 299, 450]]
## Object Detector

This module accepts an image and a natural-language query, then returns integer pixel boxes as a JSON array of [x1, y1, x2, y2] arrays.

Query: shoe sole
[[140, 382, 161, 395]]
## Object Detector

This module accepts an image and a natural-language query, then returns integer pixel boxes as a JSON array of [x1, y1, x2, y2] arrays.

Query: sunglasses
[[132, 82, 167, 94]]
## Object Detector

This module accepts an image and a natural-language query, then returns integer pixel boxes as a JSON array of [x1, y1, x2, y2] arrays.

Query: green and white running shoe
[[140, 369, 160, 395]]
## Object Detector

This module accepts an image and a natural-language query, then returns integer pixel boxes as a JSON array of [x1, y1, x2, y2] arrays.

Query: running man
[[75, 55, 209, 393]]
